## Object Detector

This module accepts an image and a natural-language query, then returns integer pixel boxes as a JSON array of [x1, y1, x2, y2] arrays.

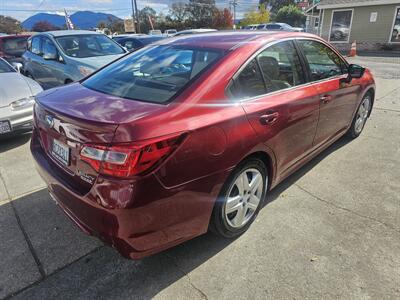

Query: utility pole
[[231, 0, 238, 29], [130, 0, 135, 32], [134, 0, 140, 33]]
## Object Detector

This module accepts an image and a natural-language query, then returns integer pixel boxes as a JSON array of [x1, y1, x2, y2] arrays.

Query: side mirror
[[43, 51, 58, 61], [348, 64, 365, 79], [12, 62, 23, 73], [342, 64, 365, 83]]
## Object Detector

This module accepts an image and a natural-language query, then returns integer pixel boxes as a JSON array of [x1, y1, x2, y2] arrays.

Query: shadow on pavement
[[4, 136, 352, 299], [0, 132, 32, 154]]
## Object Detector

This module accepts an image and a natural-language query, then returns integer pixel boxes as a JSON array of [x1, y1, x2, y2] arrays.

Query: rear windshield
[[56, 34, 125, 58], [83, 45, 224, 104], [0, 59, 15, 73], [1, 37, 28, 56]]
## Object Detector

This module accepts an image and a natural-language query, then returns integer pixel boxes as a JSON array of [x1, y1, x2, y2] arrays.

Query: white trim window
[[329, 9, 354, 43], [389, 6, 400, 43]]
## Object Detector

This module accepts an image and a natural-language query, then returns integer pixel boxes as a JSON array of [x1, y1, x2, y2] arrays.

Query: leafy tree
[[139, 6, 157, 33], [32, 21, 59, 32], [213, 8, 233, 29], [239, 4, 270, 27], [275, 4, 306, 27], [170, 2, 188, 23], [185, 0, 218, 28], [259, 0, 296, 14], [0, 15, 22, 34]]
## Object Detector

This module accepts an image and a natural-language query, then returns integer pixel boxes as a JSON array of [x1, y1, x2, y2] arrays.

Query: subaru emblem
[[45, 115, 54, 128]]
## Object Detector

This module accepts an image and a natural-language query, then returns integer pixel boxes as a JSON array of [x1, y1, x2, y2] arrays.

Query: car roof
[[162, 31, 318, 51], [42, 30, 102, 37]]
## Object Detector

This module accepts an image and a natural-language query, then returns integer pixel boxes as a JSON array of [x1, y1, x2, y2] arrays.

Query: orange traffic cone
[[349, 40, 357, 57]]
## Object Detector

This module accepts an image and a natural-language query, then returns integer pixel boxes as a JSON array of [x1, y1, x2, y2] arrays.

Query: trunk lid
[[34, 82, 165, 192]]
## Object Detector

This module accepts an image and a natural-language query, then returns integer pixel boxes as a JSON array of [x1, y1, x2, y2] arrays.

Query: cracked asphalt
[[0, 55, 399, 299]]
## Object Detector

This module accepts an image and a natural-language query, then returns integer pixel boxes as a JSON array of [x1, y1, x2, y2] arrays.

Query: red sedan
[[31, 32, 375, 259]]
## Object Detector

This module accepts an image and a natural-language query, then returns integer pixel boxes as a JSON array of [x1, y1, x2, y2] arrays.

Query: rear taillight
[[80, 133, 186, 178]]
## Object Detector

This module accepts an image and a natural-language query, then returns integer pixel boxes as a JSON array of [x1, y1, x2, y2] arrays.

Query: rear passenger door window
[[257, 41, 306, 91], [31, 37, 42, 55], [298, 40, 346, 81]]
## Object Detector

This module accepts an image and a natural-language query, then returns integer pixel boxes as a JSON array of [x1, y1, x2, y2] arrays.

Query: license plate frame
[[51, 139, 70, 166], [0, 120, 11, 134]]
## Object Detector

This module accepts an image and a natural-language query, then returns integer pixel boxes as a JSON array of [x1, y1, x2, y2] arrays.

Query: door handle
[[320, 95, 333, 104], [259, 112, 279, 125]]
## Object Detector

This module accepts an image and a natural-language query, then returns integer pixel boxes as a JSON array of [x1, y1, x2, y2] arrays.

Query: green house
[[315, 0, 400, 50]]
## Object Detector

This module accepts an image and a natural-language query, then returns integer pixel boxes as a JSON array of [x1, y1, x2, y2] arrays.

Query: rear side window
[[31, 37, 41, 55], [266, 24, 281, 30], [230, 41, 306, 100], [231, 59, 267, 99], [257, 41, 306, 90], [83, 45, 224, 104], [298, 40, 346, 81]]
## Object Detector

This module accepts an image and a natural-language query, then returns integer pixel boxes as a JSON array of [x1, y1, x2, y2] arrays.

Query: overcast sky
[[0, 0, 261, 21]]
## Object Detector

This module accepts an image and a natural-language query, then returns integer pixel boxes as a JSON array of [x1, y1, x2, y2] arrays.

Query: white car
[[149, 30, 162, 36], [164, 29, 177, 37], [173, 29, 218, 36], [0, 58, 42, 135]]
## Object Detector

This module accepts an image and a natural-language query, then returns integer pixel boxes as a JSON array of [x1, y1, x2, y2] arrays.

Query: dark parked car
[[0, 35, 30, 64], [115, 36, 165, 52], [31, 31, 375, 259]]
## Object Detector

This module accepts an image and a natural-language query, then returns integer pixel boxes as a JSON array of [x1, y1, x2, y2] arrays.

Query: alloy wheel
[[355, 96, 371, 134], [224, 168, 264, 228]]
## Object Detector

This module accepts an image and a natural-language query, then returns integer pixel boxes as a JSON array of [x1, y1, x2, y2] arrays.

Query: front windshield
[[0, 59, 16, 73], [2, 37, 28, 56], [83, 45, 224, 104], [56, 34, 125, 58]]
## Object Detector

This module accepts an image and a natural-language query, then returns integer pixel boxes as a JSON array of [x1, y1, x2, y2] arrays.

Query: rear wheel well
[[241, 151, 273, 190]]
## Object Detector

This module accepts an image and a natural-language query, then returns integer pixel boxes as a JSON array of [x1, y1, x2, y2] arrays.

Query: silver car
[[0, 58, 42, 135], [23, 30, 127, 90]]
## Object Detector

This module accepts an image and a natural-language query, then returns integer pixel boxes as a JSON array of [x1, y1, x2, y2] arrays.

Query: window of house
[[299, 40, 346, 81], [314, 17, 320, 28], [390, 7, 400, 43], [329, 10, 353, 42]]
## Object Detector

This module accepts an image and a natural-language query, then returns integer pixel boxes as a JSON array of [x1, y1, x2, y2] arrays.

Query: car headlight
[[10, 96, 35, 110], [79, 66, 95, 77]]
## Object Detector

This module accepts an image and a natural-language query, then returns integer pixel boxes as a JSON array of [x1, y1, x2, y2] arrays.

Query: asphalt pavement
[[0, 55, 399, 299]]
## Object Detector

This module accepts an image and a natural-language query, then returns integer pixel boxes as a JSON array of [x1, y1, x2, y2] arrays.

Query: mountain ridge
[[22, 11, 122, 30]]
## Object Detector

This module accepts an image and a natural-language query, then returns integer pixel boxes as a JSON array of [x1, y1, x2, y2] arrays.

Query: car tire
[[347, 93, 372, 139], [210, 158, 267, 238]]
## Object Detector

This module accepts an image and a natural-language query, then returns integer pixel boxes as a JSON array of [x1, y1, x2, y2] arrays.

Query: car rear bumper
[[31, 128, 228, 259]]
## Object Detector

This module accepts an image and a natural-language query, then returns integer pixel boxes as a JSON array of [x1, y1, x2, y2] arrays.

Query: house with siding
[[316, 0, 400, 50]]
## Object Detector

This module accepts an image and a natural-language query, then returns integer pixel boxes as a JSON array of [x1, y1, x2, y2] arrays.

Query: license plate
[[0, 121, 11, 134], [51, 139, 70, 166]]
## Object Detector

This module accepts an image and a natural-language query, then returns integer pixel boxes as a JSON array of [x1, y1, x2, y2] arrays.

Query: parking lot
[[0, 55, 399, 299]]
